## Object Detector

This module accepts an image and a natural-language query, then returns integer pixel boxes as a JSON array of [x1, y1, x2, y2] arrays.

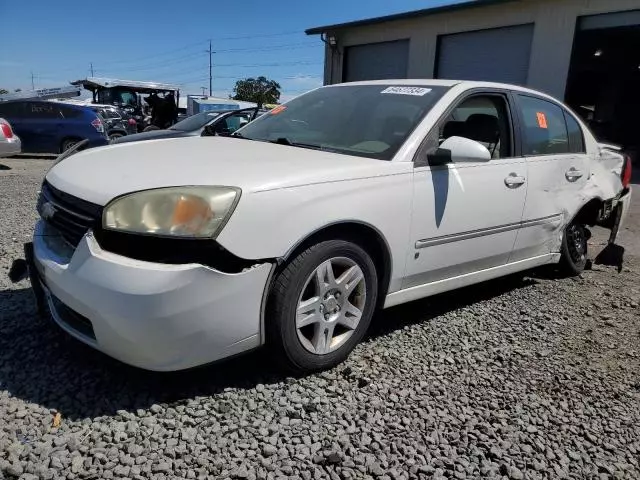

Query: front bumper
[[31, 220, 272, 371]]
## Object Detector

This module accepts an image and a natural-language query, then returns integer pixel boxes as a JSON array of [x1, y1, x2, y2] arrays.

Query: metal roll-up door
[[436, 24, 534, 85], [343, 40, 409, 82]]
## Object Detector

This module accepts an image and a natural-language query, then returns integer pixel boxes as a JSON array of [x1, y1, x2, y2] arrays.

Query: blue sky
[[0, 0, 465, 101]]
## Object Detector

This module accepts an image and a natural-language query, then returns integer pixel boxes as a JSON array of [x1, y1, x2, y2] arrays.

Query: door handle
[[504, 173, 526, 188], [565, 167, 583, 182]]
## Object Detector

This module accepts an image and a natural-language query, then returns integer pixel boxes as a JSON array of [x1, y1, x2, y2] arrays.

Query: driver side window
[[439, 94, 512, 159]]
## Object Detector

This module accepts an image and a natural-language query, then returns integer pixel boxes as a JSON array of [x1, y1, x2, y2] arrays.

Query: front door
[[404, 92, 527, 289], [510, 94, 589, 261]]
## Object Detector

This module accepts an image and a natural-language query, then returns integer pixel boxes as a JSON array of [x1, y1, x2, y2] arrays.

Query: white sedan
[[26, 80, 632, 372], [0, 118, 21, 157]]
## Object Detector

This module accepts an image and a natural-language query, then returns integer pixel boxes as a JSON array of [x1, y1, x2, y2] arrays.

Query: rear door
[[510, 94, 589, 261], [26, 102, 63, 153]]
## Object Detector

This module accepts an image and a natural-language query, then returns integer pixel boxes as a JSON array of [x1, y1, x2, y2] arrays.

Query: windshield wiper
[[269, 137, 332, 152], [231, 132, 252, 140]]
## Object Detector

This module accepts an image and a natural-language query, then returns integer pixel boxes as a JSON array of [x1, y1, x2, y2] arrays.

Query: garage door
[[436, 24, 534, 85], [343, 40, 409, 82]]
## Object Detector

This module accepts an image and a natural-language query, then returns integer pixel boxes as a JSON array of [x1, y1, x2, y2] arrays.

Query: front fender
[[217, 171, 414, 291]]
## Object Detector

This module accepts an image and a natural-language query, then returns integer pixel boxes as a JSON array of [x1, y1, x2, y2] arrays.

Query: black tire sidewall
[[61, 139, 79, 152], [560, 222, 587, 275], [269, 240, 378, 372]]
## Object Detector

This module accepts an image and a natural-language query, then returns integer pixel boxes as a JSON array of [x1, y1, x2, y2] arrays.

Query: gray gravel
[[1, 157, 639, 480]]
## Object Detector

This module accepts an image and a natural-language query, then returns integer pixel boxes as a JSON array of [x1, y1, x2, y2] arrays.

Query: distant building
[[307, 0, 640, 154]]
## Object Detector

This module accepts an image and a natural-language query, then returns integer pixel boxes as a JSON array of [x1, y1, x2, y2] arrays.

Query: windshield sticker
[[381, 86, 432, 96], [270, 105, 287, 115], [536, 112, 548, 129]]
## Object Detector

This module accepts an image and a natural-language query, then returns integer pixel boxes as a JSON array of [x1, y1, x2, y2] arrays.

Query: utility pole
[[205, 40, 213, 96], [90, 62, 94, 76], [30, 72, 35, 90]]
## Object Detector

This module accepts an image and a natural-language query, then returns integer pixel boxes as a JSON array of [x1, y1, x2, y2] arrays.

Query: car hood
[[46, 136, 402, 206], [114, 129, 193, 144]]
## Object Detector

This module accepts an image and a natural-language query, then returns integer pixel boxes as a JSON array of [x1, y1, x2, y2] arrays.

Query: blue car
[[0, 100, 109, 153]]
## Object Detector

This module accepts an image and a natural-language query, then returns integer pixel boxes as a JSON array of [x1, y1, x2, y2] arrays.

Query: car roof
[[324, 79, 560, 102]]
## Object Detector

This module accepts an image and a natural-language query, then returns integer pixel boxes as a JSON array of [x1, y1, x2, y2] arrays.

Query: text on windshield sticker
[[381, 86, 432, 96]]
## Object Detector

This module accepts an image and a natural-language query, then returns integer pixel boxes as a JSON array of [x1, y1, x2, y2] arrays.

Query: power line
[[214, 41, 318, 53], [210, 30, 302, 41]]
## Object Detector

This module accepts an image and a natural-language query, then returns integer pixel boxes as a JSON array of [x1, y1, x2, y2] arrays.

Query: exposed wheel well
[[573, 198, 605, 227], [280, 222, 393, 307]]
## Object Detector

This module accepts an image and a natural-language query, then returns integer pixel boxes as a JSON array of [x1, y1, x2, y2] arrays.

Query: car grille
[[37, 181, 102, 248]]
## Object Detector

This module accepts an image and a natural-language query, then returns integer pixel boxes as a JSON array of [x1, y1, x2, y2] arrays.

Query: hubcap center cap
[[324, 296, 338, 311]]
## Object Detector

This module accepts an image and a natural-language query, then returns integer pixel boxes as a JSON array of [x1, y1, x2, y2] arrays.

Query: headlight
[[103, 186, 240, 238]]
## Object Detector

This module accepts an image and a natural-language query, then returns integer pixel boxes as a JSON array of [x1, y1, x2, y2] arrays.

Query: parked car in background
[[0, 101, 108, 153], [88, 104, 137, 141], [113, 107, 258, 144], [23, 80, 631, 373], [0, 118, 21, 157]]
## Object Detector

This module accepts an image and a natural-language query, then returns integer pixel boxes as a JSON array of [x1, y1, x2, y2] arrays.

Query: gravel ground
[[1, 157, 639, 480]]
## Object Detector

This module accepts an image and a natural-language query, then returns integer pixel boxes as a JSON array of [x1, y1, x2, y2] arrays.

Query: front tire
[[267, 240, 378, 373], [559, 220, 589, 276], [61, 138, 81, 153]]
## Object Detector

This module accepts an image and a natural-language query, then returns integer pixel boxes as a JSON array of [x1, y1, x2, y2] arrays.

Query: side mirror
[[427, 136, 491, 166]]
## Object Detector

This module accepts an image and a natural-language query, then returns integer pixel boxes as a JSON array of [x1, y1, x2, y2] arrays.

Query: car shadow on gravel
[[1, 272, 540, 420], [0, 163, 11, 170], [368, 271, 538, 339]]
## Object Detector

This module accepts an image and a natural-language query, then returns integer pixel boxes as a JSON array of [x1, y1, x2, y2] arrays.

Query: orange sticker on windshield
[[536, 112, 548, 129], [270, 105, 287, 115]]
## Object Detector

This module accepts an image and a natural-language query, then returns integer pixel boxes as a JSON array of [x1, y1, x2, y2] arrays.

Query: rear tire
[[267, 240, 378, 373], [559, 220, 589, 276], [109, 132, 124, 142]]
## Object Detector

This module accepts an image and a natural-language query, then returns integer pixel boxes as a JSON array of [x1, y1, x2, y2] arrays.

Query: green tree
[[232, 76, 281, 107], [0, 88, 8, 94], [14, 88, 21, 92]]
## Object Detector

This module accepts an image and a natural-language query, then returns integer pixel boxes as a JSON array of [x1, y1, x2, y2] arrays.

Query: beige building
[[306, 0, 640, 154]]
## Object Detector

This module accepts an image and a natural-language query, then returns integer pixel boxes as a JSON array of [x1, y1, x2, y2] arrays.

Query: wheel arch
[[59, 136, 84, 153], [570, 196, 606, 227], [280, 220, 393, 307]]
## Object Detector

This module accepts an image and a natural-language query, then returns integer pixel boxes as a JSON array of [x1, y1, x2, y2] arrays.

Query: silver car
[[0, 118, 21, 157]]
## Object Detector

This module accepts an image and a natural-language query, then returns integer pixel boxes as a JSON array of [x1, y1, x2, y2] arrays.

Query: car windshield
[[169, 111, 221, 131], [237, 84, 450, 160]]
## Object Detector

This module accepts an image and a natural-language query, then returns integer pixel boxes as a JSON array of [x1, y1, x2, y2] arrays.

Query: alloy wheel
[[296, 257, 367, 355], [566, 223, 587, 264]]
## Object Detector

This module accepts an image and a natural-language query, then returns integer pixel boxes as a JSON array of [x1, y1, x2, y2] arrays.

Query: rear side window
[[517, 95, 569, 156], [0, 102, 25, 118], [28, 102, 61, 119], [59, 105, 84, 119], [564, 111, 586, 153]]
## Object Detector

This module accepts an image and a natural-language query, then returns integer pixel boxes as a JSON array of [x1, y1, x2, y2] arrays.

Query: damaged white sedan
[[23, 80, 632, 373]]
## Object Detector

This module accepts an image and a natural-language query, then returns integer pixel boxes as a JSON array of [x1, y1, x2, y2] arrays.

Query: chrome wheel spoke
[[315, 260, 337, 294], [296, 296, 322, 328], [312, 324, 334, 355], [338, 301, 362, 330], [336, 265, 364, 292]]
